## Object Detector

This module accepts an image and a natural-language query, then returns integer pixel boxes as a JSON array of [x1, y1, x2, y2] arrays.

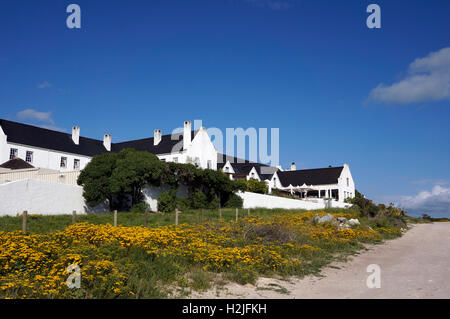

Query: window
[[347, 178, 349, 187], [9, 148, 18, 160], [74, 159, 80, 170], [25, 151, 33, 163], [173, 157, 178, 163], [60, 157, 67, 168], [207, 160, 212, 169], [160, 158, 166, 162]]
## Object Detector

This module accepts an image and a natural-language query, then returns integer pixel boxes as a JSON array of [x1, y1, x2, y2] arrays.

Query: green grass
[[0, 208, 311, 234]]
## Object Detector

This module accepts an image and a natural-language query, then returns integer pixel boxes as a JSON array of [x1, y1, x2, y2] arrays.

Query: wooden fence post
[[175, 209, 179, 226], [248, 208, 250, 216], [219, 207, 222, 219], [113, 210, 118, 227], [144, 209, 148, 227], [72, 210, 77, 225], [22, 211, 27, 234], [236, 208, 238, 221]]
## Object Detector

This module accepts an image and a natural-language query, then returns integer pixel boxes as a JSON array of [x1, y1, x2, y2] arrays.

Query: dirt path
[[192, 223, 450, 299]]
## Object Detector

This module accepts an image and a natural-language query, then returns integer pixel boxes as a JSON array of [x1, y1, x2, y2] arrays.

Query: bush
[[175, 196, 190, 211], [245, 179, 268, 194], [207, 196, 220, 209], [130, 202, 149, 213], [223, 193, 243, 208], [157, 189, 177, 213], [188, 191, 208, 209]]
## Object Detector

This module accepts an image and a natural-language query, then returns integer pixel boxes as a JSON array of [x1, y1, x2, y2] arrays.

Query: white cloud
[[37, 81, 52, 89], [395, 185, 450, 216], [38, 124, 67, 133], [17, 108, 55, 124], [368, 47, 450, 104]]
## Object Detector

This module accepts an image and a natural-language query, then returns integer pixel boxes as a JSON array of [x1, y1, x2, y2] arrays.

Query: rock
[[348, 218, 360, 226], [313, 214, 320, 223], [318, 214, 336, 224], [338, 223, 351, 230], [337, 217, 348, 223]]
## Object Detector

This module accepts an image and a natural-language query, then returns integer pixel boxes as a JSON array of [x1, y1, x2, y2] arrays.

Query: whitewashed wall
[[142, 184, 188, 212], [1, 142, 92, 172], [238, 191, 352, 210], [185, 127, 218, 169], [0, 179, 108, 216]]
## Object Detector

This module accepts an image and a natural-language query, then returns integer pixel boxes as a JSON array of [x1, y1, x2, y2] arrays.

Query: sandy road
[[192, 223, 450, 299]]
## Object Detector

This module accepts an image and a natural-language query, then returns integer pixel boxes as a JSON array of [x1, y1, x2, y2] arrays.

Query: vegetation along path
[[193, 222, 450, 299]]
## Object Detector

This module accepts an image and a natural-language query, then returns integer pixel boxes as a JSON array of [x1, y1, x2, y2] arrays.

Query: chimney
[[154, 129, 162, 146], [290, 162, 296, 171], [72, 126, 80, 145], [103, 134, 111, 151], [183, 121, 191, 150]]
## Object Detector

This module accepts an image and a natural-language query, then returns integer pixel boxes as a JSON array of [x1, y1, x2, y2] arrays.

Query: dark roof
[[276, 166, 344, 187], [0, 119, 107, 157], [217, 153, 278, 180], [0, 157, 35, 170], [113, 131, 198, 154], [0, 119, 197, 157]]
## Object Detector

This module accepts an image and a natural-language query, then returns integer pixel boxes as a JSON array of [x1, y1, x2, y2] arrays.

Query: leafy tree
[[77, 152, 118, 209], [110, 149, 164, 206]]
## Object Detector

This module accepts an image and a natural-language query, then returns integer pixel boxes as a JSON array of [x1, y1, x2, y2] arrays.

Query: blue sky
[[1, 0, 449, 217]]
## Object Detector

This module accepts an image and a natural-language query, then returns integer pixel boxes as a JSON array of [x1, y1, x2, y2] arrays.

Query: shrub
[[175, 196, 190, 211], [223, 193, 243, 208], [157, 189, 177, 213], [245, 179, 268, 194], [130, 202, 149, 213], [207, 196, 220, 209], [188, 191, 208, 209]]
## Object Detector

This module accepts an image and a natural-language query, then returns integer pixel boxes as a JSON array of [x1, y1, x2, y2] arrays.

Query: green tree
[[110, 149, 164, 206], [77, 152, 118, 209]]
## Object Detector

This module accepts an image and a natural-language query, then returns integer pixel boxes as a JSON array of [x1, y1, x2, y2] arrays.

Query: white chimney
[[154, 129, 162, 146], [103, 134, 111, 151], [72, 126, 80, 145], [290, 162, 296, 171], [183, 121, 192, 150]]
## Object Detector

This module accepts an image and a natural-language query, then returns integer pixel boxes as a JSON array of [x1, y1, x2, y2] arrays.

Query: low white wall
[[0, 179, 107, 216], [238, 191, 352, 210], [142, 184, 188, 212]]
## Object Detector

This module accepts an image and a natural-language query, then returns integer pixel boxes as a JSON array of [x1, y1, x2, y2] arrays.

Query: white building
[[0, 118, 355, 206], [0, 119, 217, 172], [217, 154, 355, 203]]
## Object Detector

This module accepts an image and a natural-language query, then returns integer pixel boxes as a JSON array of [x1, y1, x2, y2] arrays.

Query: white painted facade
[[0, 120, 218, 173], [268, 164, 355, 203]]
